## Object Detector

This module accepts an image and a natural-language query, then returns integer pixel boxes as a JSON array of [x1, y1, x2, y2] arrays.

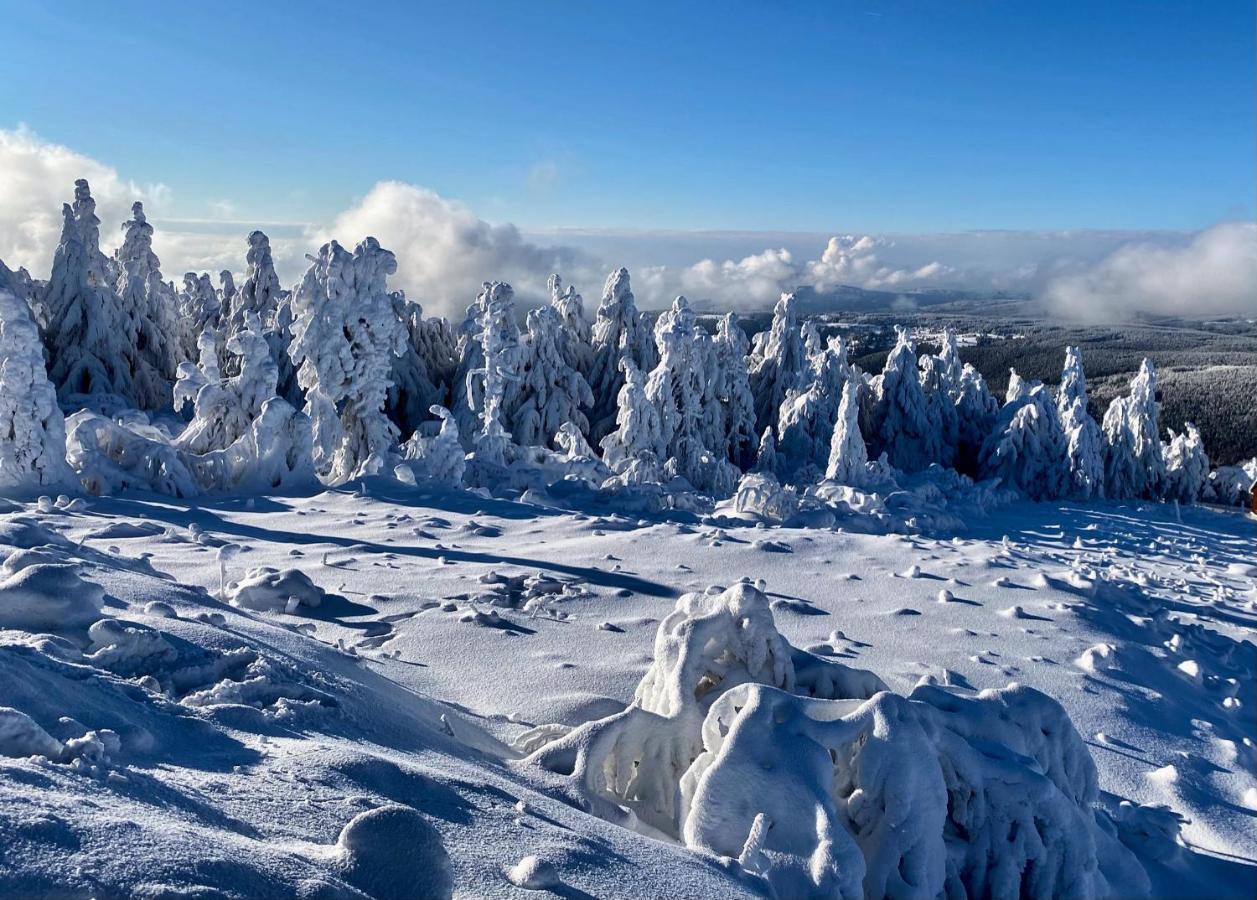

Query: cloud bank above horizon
[[1, 126, 1252, 323]]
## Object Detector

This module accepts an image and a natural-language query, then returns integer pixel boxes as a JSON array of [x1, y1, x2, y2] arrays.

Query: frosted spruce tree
[[0, 259, 41, 330], [748, 293, 807, 435], [42, 180, 139, 404], [980, 372, 1069, 500], [645, 296, 738, 496], [399, 405, 466, 486], [0, 290, 75, 495], [917, 331, 961, 469], [113, 201, 180, 408], [869, 327, 942, 473], [512, 304, 594, 448], [1102, 359, 1166, 500], [1056, 347, 1105, 499], [953, 362, 999, 476], [467, 282, 522, 466], [714, 313, 758, 470], [1163, 423, 1209, 505], [588, 268, 656, 443], [388, 292, 457, 441], [776, 335, 851, 482], [218, 270, 237, 311], [174, 313, 278, 454], [752, 426, 780, 477], [177, 272, 223, 361], [549, 274, 593, 379], [226, 230, 284, 332], [289, 238, 406, 482], [825, 376, 869, 488], [599, 357, 664, 484]]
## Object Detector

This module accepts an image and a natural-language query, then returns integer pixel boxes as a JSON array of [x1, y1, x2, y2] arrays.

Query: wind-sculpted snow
[[522, 580, 1150, 898]]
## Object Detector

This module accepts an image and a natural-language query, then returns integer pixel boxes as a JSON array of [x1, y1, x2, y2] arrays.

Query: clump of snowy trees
[[0, 178, 1249, 509]]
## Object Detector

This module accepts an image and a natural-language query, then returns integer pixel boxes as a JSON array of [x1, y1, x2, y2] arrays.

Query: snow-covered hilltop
[[1, 181, 1255, 899]]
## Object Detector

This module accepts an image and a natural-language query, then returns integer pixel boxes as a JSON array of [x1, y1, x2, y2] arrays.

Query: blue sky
[[2, 0, 1252, 233]]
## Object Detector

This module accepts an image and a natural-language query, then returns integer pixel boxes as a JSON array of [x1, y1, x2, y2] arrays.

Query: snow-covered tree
[[177, 271, 223, 361], [588, 268, 656, 443], [549, 273, 593, 379], [599, 357, 664, 483], [1163, 423, 1208, 504], [174, 313, 278, 455], [388, 293, 457, 440], [953, 362, 999, 476], [917, 332, 961, 469], [645, 296, 738, 495], [980, 372, 1069, 500], [1056, 346, 1104, 499], [0, 290, 74, 494], [288, 238, 406, 482], [1, 258, 43, 332], [42, 180, 139, 404], [218, 270, 236, 311], [714, 313, 758, 470], [752, 426, 780, 477], [512, 305, 594, 448], [825, 377, 869, 487], [466, 281, 522, 466], [113, 201, 180, 407], [227, 230, 284, 332], [1102, 359, 1165, 500], [869, 327, 942, 473], [399, 405, 465, 486], [777, 336, 850, 482], [749, 293, 807, 434]]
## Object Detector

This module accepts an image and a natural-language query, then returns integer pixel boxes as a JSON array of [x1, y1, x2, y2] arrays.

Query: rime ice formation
[[749, 293, 808, 435], [466, 282, 522, 468], [598, 358, 664, 485], [388, 293, 456, 440], [778, 335, 851, 482], [1058, 346, 1105, 499], [980, 371, 1069, 500], [227, 231, 284, 332], [1162, 423, 1209, 505], [399, 405, 466, 485], [1102, 359, 1166, 500], [512, 305, 594, 448], [869, 327, 944, 472], [0, 291, 75, 495], [289, 238, 406, 482], [41, 181, 139, 405], [714, 313, 759, 470], [588, 268, 656, 443], [548, 273, 593, 379], [825, 377, 869, 487], [113, 202, 179, 409]]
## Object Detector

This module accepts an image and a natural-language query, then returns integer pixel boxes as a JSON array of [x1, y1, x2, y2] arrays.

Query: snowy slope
[[1, 485, 1254, 898]]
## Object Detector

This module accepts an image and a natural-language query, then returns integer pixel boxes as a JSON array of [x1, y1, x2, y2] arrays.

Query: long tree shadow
[[92, 496, 679, 599]]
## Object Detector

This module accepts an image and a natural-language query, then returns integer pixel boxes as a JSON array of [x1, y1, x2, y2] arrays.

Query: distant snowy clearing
[[1, 482, 1253, 898]]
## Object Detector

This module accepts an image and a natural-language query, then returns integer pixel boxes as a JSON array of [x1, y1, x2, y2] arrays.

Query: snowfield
[[1, 483, 1253, 898]]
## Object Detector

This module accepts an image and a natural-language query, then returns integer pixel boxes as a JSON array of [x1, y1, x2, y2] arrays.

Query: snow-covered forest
[[2, 180, 1253, 509], [1, 181, 1255, 899]]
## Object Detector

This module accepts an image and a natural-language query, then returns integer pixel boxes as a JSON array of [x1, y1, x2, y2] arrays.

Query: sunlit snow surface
[[1, 482, 1254, 898]]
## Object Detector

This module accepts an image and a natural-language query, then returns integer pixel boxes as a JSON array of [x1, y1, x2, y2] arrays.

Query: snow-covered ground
[[2, 483, 1253, 898]]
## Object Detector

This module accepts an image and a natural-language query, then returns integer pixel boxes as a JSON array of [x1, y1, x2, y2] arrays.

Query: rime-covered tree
[[1056, 346, 1105, 499], [225, 230, 284, 332], [113, 201, 180, 407], [289, 238, 406, 482], [588, 268, 656, 443], [42, 180, 139, 404], [749, 293, 807, 434], [549, 273, 593, 380], [777, 336, 850, 481], [752, 426, 780, 477], [980, 373, 1069, 500], [467, 281, 522, 466], [869, 327, 942, 473], [714, 313, 758, 470], [512, 304, 594, 448], [218, 270, 237, 311], [1163, 423, 1209, 505], [953, 362, 999, 476], [599, 357, 664, 482], [645, 296, 738, 495], [177, 272, 223, 360], [824, 377, 869, 487], [1102, 359, 1166, 500], [175, 313, 278, 454], [1, 258, 43, 332], [388, 293, 457, 440], [451, 289, 491, 441], [917, 331, 961, 469], [0, 290, 74, 494], [399, 405, 465, 486]]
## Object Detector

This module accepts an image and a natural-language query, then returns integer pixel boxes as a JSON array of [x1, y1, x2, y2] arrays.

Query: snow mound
[[0, 557, 104, 631], [507, 855, 561, 890], [227, 566, 326, 612], [0, 707, 63, 759], [335, 805, 453, 900]]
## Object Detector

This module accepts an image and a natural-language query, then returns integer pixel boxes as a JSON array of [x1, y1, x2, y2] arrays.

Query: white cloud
[[0, 125, 169, 276], [311, 180, 600, 319], [807, 235, 955, 292], [1043, 222, 1257, 321]]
